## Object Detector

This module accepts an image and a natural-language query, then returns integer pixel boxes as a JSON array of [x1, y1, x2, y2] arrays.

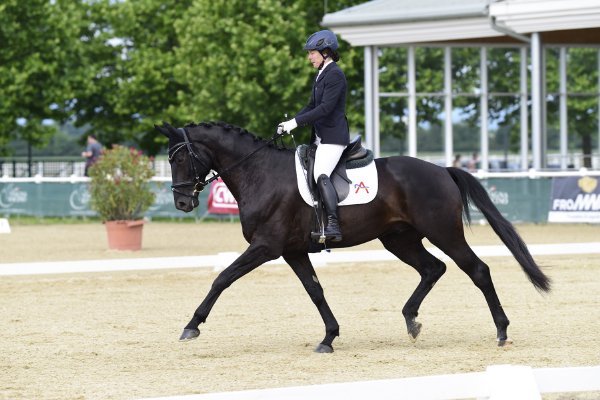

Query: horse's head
[[155, 122, 213, 212]]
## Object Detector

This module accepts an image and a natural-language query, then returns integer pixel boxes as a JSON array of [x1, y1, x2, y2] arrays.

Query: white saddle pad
[[295, 148, 378, 206]]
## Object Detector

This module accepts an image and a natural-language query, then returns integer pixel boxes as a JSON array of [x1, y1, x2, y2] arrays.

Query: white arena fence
[[2, 242, 600, 276], [3, 167, 600, 181], [0, 159, 172, 178], [2, 155, 600, 179], [139, 364, 600, 400]]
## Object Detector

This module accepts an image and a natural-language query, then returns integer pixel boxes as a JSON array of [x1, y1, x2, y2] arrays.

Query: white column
[[444, 46, 453, 167], [480, 47, 489, 171], [520, 46, 529, 170], [373, 46, 380, 158], [408, 46, 417, 157], [559, 47, 568, 169], [541, 44, 548, 168], [531, 32, 542, 170], [364, 46, 374, 152]]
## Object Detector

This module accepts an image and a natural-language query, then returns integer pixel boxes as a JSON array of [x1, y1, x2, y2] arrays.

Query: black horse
[[156, 121, 550, 353]]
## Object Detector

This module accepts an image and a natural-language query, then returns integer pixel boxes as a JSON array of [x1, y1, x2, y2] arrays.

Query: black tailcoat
[[295, 62, 349, 145]]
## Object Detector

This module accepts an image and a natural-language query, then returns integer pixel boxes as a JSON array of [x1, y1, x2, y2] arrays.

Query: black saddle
[[298, 136, 374, 203]]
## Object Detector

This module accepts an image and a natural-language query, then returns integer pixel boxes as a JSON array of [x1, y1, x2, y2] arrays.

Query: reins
[[168, 126, 289, 198], [169, 124, 325, 243]]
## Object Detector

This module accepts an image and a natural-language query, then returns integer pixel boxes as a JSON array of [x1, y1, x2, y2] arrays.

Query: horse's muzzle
[[174, 194, 198, 213]]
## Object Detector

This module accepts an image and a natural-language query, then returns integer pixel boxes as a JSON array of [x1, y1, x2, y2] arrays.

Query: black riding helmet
[[303, 30, 339, 52], [304, 30, 340, 69]]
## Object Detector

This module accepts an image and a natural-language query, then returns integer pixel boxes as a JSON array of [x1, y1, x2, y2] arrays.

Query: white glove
[[277, 118, 297, 134]]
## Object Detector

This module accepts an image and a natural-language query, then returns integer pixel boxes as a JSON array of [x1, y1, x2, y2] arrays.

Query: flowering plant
[[88, 145, 155, 221]]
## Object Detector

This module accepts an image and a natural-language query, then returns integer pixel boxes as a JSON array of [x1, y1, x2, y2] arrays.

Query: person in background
[[467, 152, 479, 172], [452, 154, 462, 168], [82, 134, 102, 176], [277, 30, 349, 242]]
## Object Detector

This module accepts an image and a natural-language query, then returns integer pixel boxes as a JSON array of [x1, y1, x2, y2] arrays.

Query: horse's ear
[[155, 122, 180, 138], [154, 124, 169, 138], [161, 122, 181, 137]]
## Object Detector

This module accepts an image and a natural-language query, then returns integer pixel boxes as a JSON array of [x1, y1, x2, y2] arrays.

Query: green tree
[[3, 1, 596, 168], [174, 0, 309, 136], [60, 0, 194, 155], [2, 0, 365, 156], [64, 0, 365, 154], [0, 0, 82, 155], [173, 0, 365, 145]]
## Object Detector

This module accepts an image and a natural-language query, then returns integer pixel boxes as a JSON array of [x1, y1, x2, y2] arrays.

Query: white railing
[[472, 168, 600, 179], [0, 159, 174, 178], [0, 176, 171, 183], [3, 167, 600, 184], [3, 154, 600, 179], [3, 242, 600, 276]]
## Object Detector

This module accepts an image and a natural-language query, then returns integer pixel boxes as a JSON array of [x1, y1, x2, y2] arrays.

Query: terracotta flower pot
[[105, 220, 144, 251]]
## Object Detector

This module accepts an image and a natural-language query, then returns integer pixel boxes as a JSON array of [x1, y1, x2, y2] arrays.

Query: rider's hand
[[278, 118, 297, 134]]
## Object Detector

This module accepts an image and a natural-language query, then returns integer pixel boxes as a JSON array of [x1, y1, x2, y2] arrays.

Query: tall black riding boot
[[317, 174, 342, 242]]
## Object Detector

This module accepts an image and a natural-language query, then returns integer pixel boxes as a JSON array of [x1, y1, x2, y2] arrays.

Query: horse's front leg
[[283, 253, 339, 353], [180, 242, 279, 341]]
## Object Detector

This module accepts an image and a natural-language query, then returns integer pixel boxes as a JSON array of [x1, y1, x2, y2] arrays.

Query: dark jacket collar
[[315, 61, 337, 83]]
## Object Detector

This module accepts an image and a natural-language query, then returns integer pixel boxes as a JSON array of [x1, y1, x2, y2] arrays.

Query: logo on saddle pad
[[295, 148, 378, 206]]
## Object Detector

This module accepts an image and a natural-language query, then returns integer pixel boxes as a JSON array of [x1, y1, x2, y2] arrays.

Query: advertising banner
[[3, 176, 581, 224], [548, 176, 600, 223], [469, 178, 551, 223], [207, 178, 239, 215], [0, 181, 207, 219], [0, 181, 96, 217]]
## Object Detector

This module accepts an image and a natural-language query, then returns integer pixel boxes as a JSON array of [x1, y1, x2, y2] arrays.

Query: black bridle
[[167, 127, 291, 199], [168, 128, 214, 198]]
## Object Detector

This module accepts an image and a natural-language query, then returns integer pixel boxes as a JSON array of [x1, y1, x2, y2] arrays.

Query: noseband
[[168, 128, 217, 199]]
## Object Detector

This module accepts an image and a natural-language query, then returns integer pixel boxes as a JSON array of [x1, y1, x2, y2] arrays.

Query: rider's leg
[[314, 144, 345, 242]]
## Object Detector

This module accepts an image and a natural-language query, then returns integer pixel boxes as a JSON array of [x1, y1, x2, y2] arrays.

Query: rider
[[278, 29, 349, 242]]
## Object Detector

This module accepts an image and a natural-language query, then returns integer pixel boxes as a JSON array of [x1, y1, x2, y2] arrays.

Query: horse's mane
[[184, 121, 292, 151]]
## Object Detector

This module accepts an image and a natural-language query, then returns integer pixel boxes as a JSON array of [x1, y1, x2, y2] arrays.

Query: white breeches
[[313, 143, 346, 183]]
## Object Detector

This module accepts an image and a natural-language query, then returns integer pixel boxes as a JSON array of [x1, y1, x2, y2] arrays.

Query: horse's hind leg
[[424, 219, 511, 344], [440, 243, 511, 345], [379, 232, 447, 342], [283, 253, 339, 353], [418, 204, 511, 345]]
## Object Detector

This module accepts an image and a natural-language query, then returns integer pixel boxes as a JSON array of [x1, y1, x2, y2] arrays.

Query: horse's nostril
[[177, 201, 187, 209]]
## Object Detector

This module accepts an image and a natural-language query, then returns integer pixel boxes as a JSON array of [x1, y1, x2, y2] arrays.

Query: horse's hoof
[[314, 343, 334, 353], [497, 337, 513, 347], [407, 321, 422, 342], [179, 328, 200, 342]]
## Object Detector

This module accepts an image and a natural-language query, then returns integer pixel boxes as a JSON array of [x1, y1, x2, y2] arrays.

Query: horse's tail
[[446, 167, 551, 293]]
